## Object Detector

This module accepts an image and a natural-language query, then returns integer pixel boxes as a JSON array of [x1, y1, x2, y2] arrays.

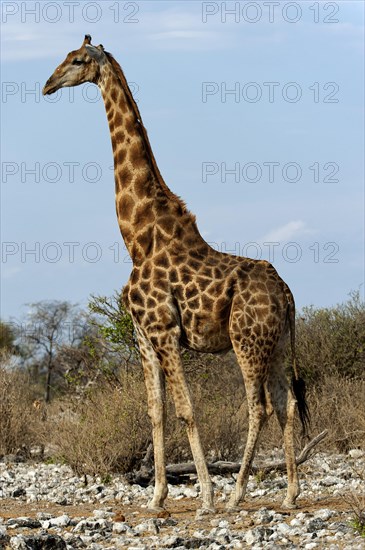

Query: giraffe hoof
[[281, 499, 298, 509], [195, 507, 215, 519], [147, 503, 165, 513], [226, 505, 241, 513]]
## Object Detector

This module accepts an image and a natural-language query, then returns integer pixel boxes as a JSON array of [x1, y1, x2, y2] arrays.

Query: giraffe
[[43, 35, 309, 514]]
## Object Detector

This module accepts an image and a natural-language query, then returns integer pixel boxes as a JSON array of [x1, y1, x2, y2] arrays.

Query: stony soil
[[0, 450, 364, 549]]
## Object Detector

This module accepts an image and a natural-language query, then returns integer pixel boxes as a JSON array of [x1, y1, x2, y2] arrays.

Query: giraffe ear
[[85, 44, 105, 62]]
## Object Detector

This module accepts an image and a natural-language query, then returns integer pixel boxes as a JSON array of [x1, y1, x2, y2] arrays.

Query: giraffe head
[[43, 35, 105, 95]]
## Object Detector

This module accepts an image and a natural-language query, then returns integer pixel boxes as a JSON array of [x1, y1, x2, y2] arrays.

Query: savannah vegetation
[[0, 291, 364, 478]]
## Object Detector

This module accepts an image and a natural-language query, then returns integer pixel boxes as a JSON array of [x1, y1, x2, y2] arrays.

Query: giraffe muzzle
[[42, 77, 58, 96]]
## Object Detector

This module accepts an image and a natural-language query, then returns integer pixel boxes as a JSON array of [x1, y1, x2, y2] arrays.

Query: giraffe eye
[[72, 59, 84, 66]]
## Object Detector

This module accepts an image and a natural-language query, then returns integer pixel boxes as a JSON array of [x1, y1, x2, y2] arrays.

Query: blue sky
[[1, 1, 364, 322]]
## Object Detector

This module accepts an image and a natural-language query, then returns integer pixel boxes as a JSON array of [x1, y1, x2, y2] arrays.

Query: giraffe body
[[43, 36, 308, 514]]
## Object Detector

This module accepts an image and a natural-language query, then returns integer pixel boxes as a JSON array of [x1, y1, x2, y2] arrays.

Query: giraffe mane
[[105, 51, 195, 220]]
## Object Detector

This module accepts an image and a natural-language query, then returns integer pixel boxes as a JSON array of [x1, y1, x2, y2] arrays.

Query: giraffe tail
[[287, 294, 310, 437]]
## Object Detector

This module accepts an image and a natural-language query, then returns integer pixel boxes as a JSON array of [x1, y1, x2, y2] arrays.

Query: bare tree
[[17, 301, 85, 402], [51, 294, 141, 394]]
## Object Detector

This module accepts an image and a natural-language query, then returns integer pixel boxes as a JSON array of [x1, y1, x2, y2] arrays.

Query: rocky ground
[[0, 449, 364, 549]]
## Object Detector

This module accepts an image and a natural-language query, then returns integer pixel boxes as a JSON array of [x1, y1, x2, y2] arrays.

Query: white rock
[[216, 527, 230, 538], [112, 521, 130, 534], [93, 509, 114, 519], [348, 449, 364, 459], [320, 476, 339, 486], [222, 484, 233, 495], [9, 536, 28, 550], [245, 529, 256, 545], [193, 529, 207, 538], [184, 487, 198, 498], [314, 508, 334, 521], [73, 519, 88, 533], [296, 512, 309, 522], [218, 519, 229, 528], [49, 514, 70, 527], [0, 455, 364, 550], [277, 522, 291, 535], [134, 519, 159, 535]]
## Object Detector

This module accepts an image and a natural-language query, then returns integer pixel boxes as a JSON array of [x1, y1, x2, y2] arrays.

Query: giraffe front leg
[[137, 329, 168, 511], [186, 419, 215, 516], [148, 398, 168, 511]]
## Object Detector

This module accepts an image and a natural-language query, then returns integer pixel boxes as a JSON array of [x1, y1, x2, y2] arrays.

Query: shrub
[[48, 372, 150, 477], [307, 375, 365, 452], [47, 352, 248, 474], [0, 354, 42, 457], [45, 353, 365, 475], [295, 291, 365, 383], [2, 292, 364, 473]]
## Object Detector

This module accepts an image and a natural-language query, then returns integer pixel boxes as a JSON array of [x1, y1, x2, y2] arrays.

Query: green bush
[[295, 291, 365, 383]]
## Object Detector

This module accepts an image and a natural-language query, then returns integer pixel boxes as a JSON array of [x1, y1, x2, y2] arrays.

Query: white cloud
[[1, 23, 84, 61], [0, 4, 226, 61], [2, 1, 363, 62], [141, 5, 234, 51], [261, 220, 314, 242], [0, 2, 278, 61], [147, 29, 221, 45]]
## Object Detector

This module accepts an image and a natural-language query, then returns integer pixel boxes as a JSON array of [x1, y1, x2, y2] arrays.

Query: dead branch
[[129, 430, 328, 485]]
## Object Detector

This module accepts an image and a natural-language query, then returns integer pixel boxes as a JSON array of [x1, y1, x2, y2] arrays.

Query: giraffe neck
[[98, 54, 203, 264]]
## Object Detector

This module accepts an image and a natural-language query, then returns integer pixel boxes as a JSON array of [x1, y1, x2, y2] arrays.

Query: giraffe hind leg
[[226, 348, 270, 510], [266, 357, 300, 508]]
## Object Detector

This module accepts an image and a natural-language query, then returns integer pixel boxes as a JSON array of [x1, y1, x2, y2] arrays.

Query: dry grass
[[1, 350, 364, 476], [344, 492, 365, 537], [3, 293, 362, 474], [0, 355, 42, 457], [47, 373, 150, 477], [45, 369, 365, 477], [308, 376, 365, 452], [254, 375, 365, 455]]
